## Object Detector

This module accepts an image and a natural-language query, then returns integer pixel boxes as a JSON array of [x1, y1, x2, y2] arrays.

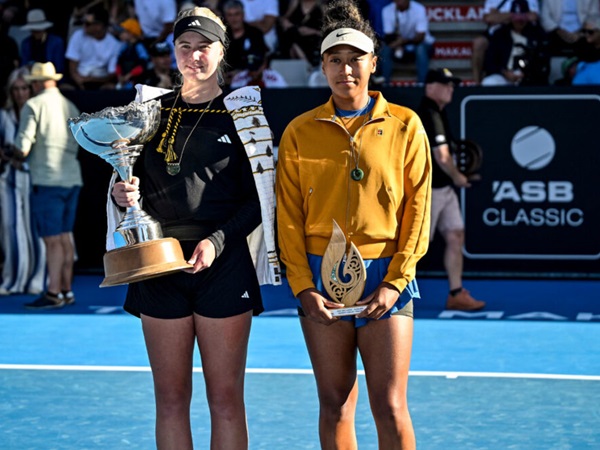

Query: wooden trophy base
[[100, 237, 191, 287]]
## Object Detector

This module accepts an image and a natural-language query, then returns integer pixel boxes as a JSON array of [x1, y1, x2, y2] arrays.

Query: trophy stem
[[101, 143, 143, 183], [114, 203, 163, 247]]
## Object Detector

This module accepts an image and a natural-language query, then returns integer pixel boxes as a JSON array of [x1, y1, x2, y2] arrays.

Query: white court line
[[0, 364, 598, 380]]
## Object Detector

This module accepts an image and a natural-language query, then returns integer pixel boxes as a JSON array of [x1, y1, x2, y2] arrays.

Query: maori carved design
[[321, 220, 366, 306], [224, 86, 281, 286]]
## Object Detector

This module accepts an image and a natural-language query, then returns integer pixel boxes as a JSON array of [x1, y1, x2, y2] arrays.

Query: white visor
[[320, 28, 374, 55]]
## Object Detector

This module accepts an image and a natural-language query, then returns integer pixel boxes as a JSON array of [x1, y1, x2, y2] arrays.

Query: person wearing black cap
[[139, 41, 179, 89], [111, 6, 280, 449], [276, 0, 431, 446], [417, 68, 486, 312]]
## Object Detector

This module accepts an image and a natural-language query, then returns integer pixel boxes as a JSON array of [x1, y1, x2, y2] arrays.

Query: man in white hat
[[20, 9, 66, 74], [14, 62, 83, 309]]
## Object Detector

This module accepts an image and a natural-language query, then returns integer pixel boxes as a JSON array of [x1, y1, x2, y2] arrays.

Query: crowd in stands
[[0, 0, 599, 96], [474, 0, 600, 86]]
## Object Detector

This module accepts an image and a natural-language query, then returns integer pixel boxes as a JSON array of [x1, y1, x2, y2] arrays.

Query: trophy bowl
[[68, 100, 191, 287]]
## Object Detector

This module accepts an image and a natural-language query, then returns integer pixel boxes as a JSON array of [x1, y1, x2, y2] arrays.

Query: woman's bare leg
[[195, 311, 253, 450], [358, 315, 415, 449], [301, 317, 360, 450], [142, 314, 196, 450]]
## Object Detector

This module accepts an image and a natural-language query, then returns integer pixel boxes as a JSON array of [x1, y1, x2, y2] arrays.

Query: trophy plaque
[[321, 220, 367, 316], [68, 100, 191, 287]]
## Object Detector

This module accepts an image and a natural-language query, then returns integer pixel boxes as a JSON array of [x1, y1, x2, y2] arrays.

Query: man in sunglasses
[[64, 5, 121, 90], [572, 17, 600, 84]]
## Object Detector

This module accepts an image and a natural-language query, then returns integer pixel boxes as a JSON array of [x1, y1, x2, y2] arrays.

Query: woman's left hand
[[184, 238, 216, 273], [355, 282, 400, 319]]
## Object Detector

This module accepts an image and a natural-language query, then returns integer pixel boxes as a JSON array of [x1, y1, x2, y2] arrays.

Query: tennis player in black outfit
[[111, 6, 270, 449]]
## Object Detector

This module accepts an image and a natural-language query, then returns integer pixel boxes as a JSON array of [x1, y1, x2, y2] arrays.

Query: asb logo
[[460, 94, 600, 261], [511, 126, 555, 170]]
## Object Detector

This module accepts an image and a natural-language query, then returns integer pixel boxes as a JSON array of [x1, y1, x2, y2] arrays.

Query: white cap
[[320, 28, 374, 55]]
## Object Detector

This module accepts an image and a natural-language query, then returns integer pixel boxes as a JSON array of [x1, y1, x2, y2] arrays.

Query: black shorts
[[124, 239, 263, 319]]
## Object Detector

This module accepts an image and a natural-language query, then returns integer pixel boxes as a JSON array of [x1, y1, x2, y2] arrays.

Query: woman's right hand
[[298, 288, 342, 325], [112, 177, 140, 208]]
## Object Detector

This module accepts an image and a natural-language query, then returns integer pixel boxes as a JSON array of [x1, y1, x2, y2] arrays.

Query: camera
[[513, 40, 550, 86]]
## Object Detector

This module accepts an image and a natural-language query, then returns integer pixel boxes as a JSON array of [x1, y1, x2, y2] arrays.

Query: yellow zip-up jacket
[[276, 91, 432, 297]]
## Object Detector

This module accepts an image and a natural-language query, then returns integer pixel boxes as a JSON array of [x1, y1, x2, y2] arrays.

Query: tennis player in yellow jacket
[[275, 1, 432, 448]]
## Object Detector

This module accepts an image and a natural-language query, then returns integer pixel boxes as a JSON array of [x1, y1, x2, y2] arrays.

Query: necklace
[[160, 92, 215, 176], [335, 100, 372, 182]]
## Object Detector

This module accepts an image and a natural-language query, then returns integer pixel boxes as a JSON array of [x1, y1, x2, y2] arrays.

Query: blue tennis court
[[1, 275, 599, 449]]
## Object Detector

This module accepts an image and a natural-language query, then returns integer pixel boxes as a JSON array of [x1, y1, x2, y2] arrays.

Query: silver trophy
[[68, 100, 190, 287]]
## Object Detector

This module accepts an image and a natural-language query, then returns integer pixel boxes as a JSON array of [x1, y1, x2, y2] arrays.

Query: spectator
[[23, 1, 83, 43], [380, 0, 435, 84], [114, 17, 150, 89], [133, 0, 177, 49], [13, 62, 82, 310], [223, 0, 269, 85], [240, 0, 279, 53], [472, 0, 540, 84], [572, 17, 600, 84], [20, 9, 66, 74], [0, 2, 20, 105], [416, 68, 485, 312], [277, 0, 323, 67], [576, 16, 600, 61], [229, 52, 288, 88], [64, 5, 122, 90], [0, 67, 46, 296], [67, 0, 118, 40], [482, 0, 549, 86], [540, 0, 600, 57], [139, 40, 179, 89]]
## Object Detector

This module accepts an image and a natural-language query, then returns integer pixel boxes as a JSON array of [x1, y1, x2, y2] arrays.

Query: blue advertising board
[[460, 94, 600, 260]]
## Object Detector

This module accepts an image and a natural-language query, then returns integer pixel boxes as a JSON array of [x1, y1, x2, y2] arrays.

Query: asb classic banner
[[459, 95, 600, 261]]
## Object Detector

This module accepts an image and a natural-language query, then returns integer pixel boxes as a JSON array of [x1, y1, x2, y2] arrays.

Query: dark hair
[[87, 5, 110, 26], [322, 0, 378, 53]]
